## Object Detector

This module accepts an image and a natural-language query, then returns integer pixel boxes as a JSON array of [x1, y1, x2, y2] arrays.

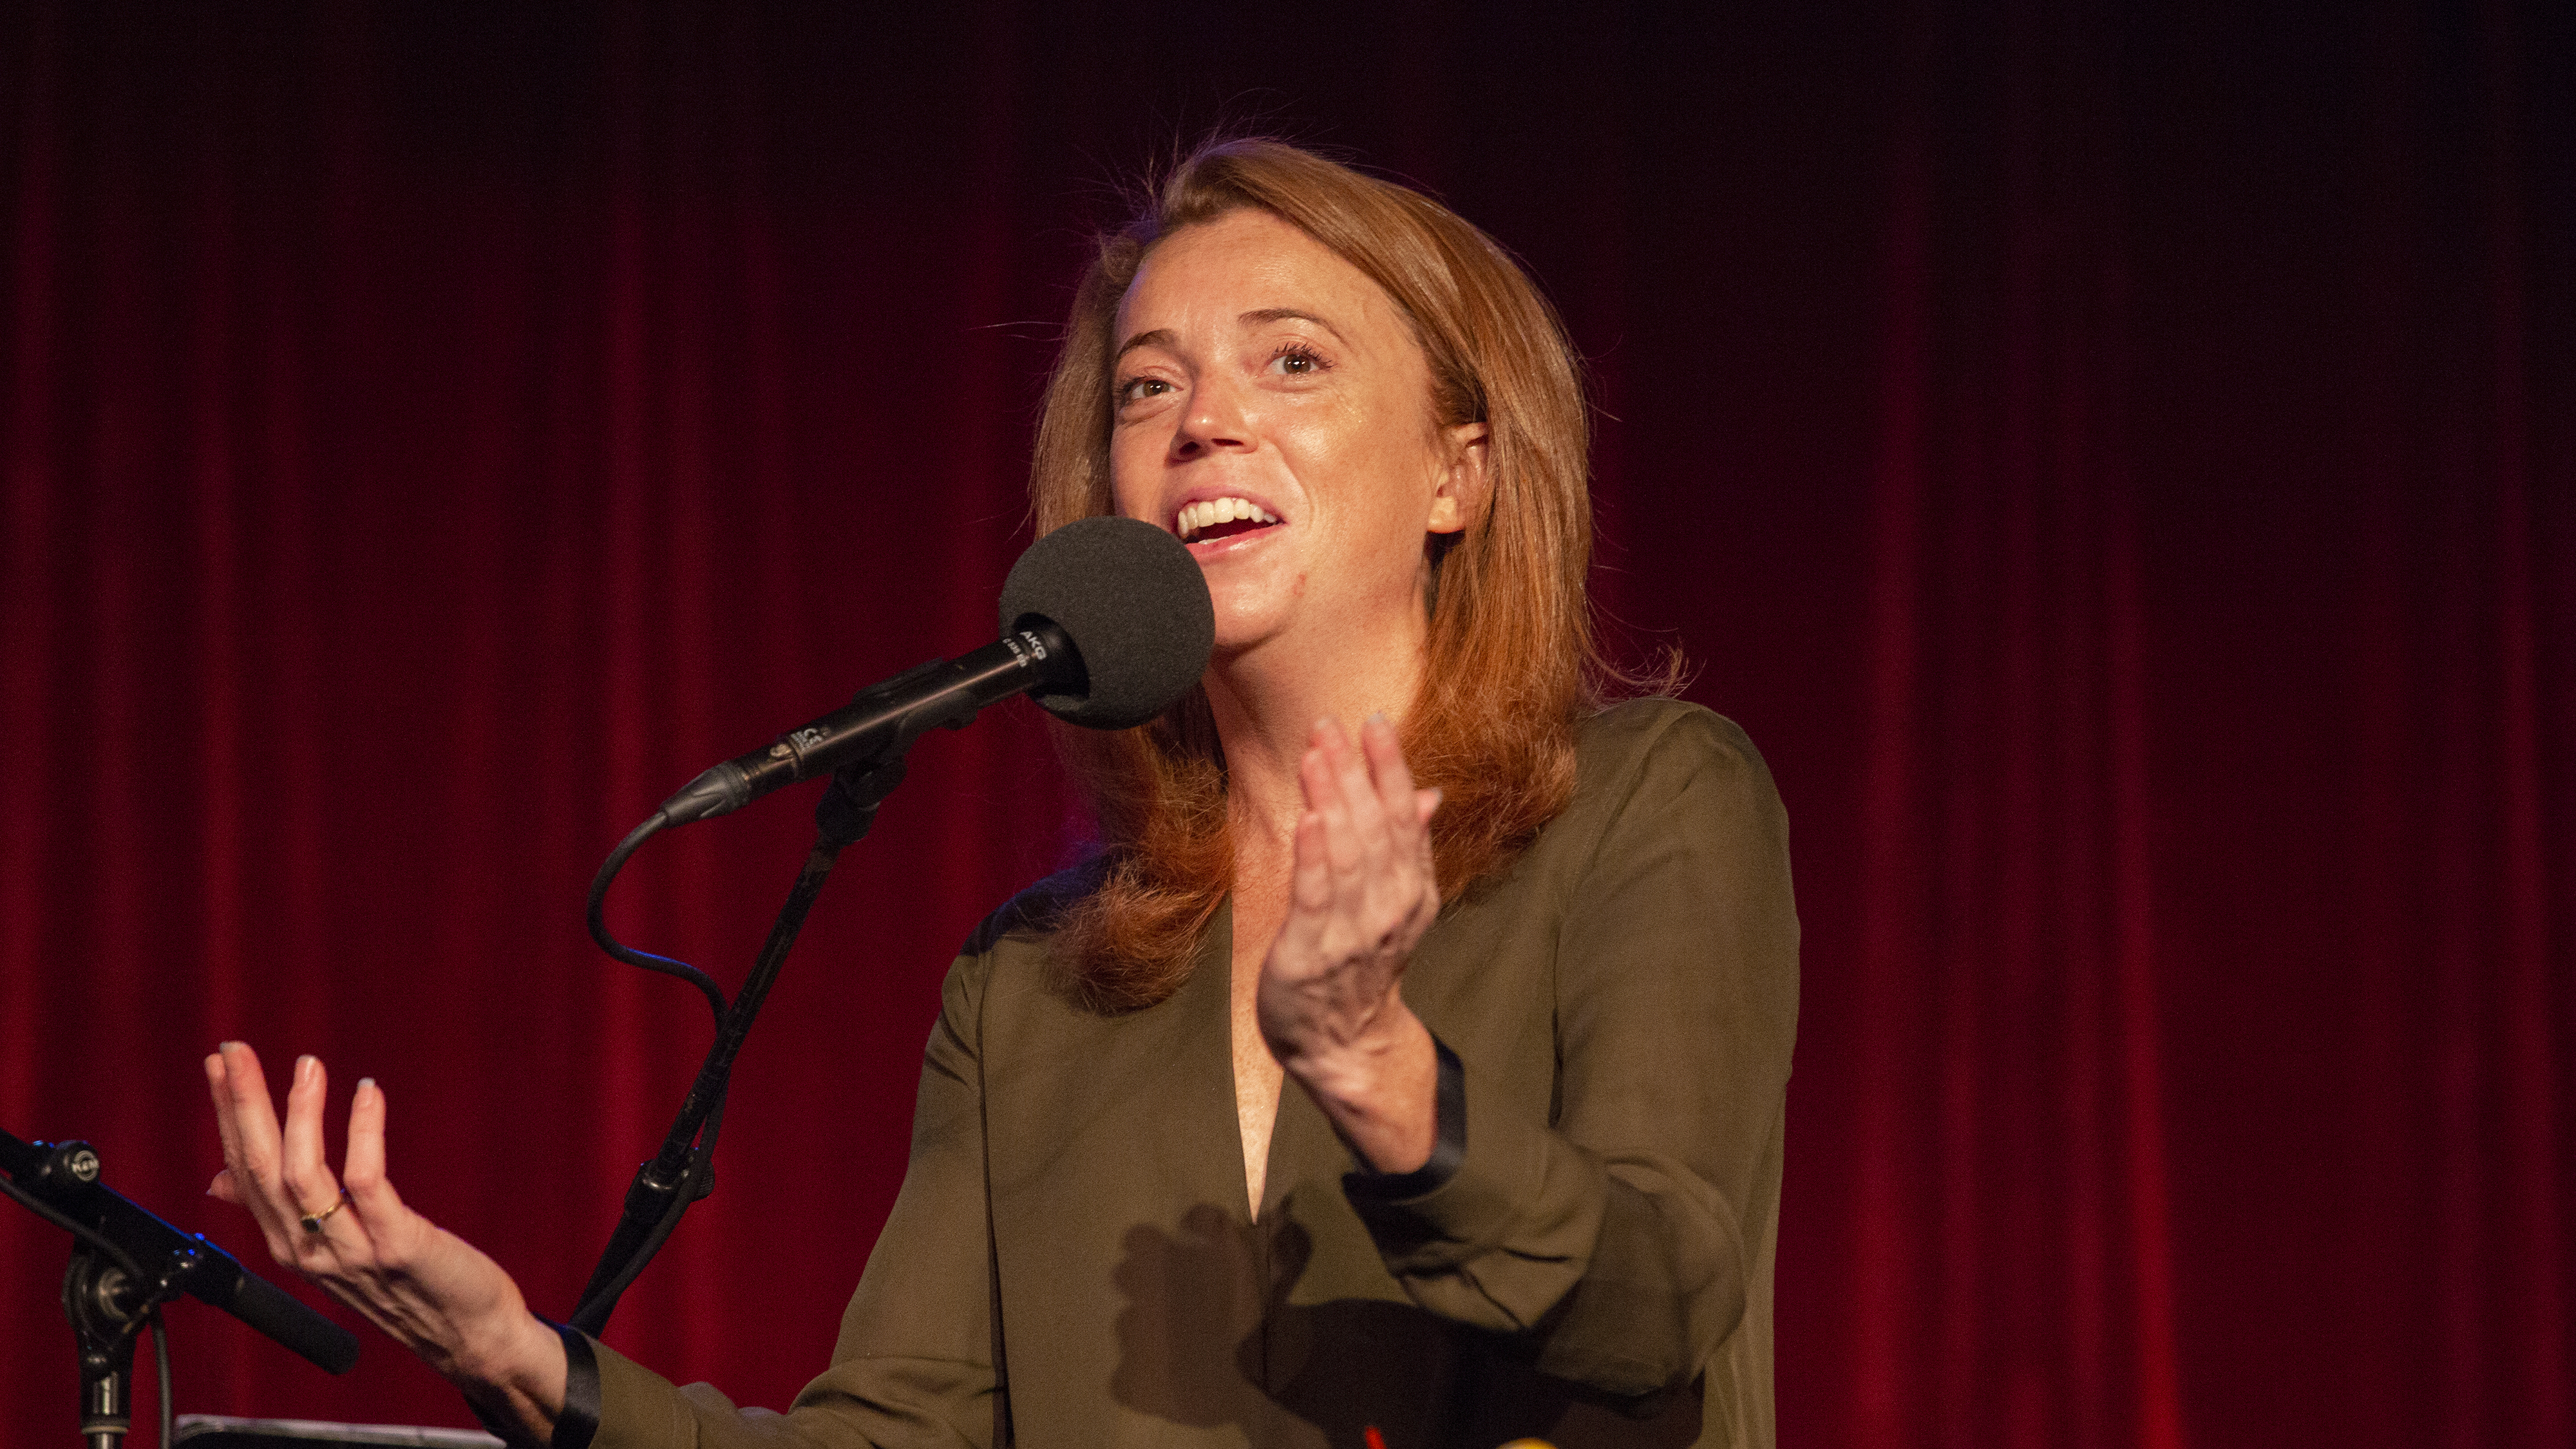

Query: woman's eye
[[1118, 377, 1173, 405], [1270, 346, 1328, 377]]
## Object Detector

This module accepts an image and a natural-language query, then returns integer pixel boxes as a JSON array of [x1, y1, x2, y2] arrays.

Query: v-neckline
[[1211, 895, 1291, 1223]]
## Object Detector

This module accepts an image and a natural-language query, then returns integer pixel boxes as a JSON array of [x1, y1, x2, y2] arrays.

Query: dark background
[[3, 3, 2569, 1445]]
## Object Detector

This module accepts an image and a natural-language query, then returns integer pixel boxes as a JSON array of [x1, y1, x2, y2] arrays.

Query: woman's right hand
[[205, 1041, 567, 1438]]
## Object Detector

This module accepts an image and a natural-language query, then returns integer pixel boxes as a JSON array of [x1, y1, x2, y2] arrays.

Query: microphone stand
[[565, 746, 911, 1336], [2, 1130, 362, 1448], [564, 614, 1096, 1334]]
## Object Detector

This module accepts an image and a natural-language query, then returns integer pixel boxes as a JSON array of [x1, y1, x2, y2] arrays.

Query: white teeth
[[1177, 497, 1280, 541]]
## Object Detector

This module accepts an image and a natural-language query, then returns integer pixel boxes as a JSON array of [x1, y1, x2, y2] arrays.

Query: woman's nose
[[1172, 377, 1253, 459]]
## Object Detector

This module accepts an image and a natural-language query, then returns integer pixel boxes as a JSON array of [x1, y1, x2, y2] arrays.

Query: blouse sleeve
[[587, 949, 1005, 1449], [1343, 706, 1800, 1398]]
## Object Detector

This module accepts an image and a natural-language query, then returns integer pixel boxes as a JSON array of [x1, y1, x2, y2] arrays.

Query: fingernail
[[1367, 710, 1388, 726], [358, 1077, 376, 1092]]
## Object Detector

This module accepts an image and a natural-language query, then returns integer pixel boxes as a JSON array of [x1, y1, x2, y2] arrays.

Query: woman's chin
[[1208, 618, 1283, 659], [1208, 596, 1322, 663], [1202, 575, 1296, 649]]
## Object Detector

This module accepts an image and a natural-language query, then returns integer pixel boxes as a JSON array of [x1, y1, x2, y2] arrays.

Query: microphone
[[657, 516, 1215, 826]]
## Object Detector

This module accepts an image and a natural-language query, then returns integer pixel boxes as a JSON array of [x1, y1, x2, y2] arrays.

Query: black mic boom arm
[[657, 620, 1080, 828]]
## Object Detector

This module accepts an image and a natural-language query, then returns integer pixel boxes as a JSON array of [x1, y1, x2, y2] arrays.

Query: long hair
[[1032, 138, 1625, 1012]]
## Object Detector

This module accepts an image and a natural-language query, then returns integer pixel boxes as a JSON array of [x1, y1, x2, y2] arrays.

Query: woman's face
[[1109, 209, 1485, 663]]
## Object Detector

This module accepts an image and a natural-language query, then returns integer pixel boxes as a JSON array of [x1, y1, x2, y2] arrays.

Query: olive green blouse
[[587, 699, 1799, 1449]]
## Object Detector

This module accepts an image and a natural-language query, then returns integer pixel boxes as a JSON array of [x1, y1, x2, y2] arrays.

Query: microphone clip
[[815, 751, 908, 851]]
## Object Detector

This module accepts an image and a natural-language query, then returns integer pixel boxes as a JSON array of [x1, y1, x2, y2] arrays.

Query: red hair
[[1030, 139, 1635, 1012]]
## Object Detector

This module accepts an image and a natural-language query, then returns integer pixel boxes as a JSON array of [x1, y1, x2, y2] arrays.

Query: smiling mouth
[[1189, 518, 1275, 546], [1175, 497, 1282, 545]]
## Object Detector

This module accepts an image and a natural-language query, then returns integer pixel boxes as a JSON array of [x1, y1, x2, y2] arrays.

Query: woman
[[205, 139, 1799, 1448]]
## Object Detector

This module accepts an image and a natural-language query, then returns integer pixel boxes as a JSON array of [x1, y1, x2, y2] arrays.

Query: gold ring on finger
[[298, 1188, 350, 1235]]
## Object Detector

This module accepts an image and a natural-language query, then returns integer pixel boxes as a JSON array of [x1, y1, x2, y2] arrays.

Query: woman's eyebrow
[[1240, 307, 1347, 341], [1113, 310, 1346, 363], [1113, 327, 1177, 363]]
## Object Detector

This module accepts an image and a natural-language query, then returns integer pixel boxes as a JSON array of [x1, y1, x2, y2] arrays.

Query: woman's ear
[[1426, 422, 1492, 535]]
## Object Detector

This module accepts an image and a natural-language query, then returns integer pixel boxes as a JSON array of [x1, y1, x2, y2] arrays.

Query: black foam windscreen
[[998, 515, 1215, 730]]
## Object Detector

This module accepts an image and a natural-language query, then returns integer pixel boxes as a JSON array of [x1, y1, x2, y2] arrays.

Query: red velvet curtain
[[3, 4, 2568, 1445]]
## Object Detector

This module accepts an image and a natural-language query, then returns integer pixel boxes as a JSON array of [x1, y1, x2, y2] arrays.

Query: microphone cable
[[585, 811, 728, 1027]]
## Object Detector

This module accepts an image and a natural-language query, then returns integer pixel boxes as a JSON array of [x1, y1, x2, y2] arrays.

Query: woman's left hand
[[1258, 714, 1444, 1173]]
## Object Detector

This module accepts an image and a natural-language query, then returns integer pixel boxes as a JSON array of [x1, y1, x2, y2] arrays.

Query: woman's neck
[[1205, 619, 1428, 866]]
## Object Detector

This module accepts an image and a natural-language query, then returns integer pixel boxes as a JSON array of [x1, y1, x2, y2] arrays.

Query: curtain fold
[[1851, 10, 2183, 1441]]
